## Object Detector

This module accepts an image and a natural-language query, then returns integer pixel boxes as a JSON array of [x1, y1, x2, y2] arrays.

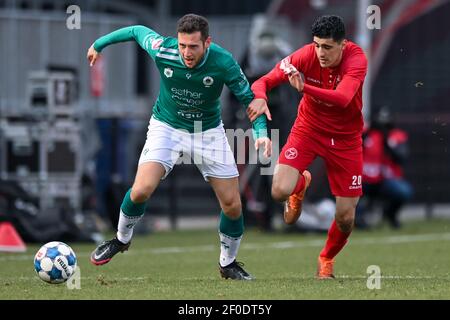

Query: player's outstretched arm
[[88, 25, 162, 61], [223, 54, 272, 158]]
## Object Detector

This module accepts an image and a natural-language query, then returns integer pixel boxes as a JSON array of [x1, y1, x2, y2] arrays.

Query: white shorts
[[138, 117, 239, 181]]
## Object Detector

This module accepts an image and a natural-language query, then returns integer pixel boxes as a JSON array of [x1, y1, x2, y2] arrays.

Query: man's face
[[178, 31, 211, 68], [313, 36, 346, 68]]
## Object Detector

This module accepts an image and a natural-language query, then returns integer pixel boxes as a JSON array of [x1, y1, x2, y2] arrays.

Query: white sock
[[219, 232, 242, 267], [116, 209, 143, 244]]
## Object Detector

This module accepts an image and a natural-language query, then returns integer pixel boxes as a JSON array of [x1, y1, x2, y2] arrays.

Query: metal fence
[[0, 10, 137, 116]]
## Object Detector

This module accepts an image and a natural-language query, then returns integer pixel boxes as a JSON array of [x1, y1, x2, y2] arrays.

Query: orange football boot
[[283, 170, 312, 224], [316, 256, 335, 279]]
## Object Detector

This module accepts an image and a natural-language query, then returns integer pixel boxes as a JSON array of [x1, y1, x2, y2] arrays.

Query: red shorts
[[278, 130, 363, 197]]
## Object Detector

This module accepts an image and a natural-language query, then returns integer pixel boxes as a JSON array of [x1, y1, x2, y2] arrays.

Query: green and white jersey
[[94, 25, 267, 138]]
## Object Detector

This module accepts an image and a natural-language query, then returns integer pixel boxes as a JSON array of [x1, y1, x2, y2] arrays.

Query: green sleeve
[[93, 25, 164, 59], [251, 114, 268, 140], [224, 57, 268, 140]]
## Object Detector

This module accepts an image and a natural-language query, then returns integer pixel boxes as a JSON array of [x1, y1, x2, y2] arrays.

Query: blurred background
[[0, 0, 449, 247]]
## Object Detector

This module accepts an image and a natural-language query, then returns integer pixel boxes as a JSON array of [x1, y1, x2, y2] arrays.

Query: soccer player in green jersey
[[87, 14, 271, 280]]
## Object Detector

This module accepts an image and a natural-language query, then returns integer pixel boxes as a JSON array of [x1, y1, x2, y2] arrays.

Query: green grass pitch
[[1, 219, 450, 300]]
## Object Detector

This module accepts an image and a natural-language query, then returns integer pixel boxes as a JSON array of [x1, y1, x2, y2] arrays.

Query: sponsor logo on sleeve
[[151, 38, 163, 50]]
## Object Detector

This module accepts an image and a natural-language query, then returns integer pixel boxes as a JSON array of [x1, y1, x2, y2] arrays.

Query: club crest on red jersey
[[285, 147, 298, 159]]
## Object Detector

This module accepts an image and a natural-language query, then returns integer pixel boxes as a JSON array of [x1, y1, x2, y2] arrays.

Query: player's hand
[[283, 62, 304, 92], [254, 137, 272, 158], [247, 98, 272, 122], [287, 68, 304, 92], [87, 44, 100, 67]]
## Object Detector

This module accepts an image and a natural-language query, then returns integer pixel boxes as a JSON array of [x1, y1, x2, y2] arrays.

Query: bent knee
[[221, 198, 242, 218], [131, 185, 156, 203], [335, 214, 355, 233], [271, 183, 291, 202]]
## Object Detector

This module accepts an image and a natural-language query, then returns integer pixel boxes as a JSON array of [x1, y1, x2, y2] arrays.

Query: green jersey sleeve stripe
[[143, 34, 153, 50], [156, 53, 179, 60], [160, 47, 179, 54]]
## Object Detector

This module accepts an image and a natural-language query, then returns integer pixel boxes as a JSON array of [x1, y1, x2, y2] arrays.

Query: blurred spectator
[[225, 15, 297, 231], [356, 107, 413, 229]]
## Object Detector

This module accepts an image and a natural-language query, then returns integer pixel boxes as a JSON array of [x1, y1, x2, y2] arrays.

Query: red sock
[[320, 220, 351, 259], [291, 174, 305, 195]]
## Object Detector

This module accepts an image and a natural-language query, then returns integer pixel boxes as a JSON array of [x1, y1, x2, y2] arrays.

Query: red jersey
[[252, 41, 368, 139]]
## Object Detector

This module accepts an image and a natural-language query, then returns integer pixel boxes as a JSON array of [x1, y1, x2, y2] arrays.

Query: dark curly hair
[[177, 14, 209, 41], [311, 15, 345, 42]]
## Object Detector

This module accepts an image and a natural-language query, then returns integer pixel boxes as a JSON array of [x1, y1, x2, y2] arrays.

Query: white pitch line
[[1, 232, 450, 262]]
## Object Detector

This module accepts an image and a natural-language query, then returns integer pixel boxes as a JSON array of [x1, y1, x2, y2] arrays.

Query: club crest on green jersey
[[164, 67, 173, 78], [203, 76, 214, 87]]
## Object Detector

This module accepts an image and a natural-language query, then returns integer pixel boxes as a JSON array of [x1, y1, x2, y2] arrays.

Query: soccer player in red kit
[[248, 15, 368, 279]]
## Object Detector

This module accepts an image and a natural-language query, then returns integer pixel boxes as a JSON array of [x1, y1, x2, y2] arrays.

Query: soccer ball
[[34, 241, 77, 284]]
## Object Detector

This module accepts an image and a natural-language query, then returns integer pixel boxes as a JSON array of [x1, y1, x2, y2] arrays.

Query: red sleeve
[[303, 50, 367, 108], [251, 45, 311, 101], [302, 77, 361, 108]]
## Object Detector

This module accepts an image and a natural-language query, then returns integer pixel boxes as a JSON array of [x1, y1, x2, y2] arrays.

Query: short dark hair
[[177, 14, 209, 41], [311, 15, 345, 42]]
